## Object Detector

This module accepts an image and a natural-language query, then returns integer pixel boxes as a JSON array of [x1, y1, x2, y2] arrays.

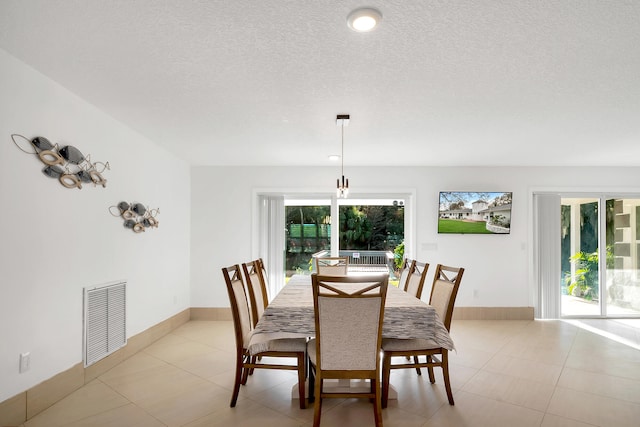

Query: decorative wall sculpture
[[110, 202, 160, 233], [11, 134, 110, 189]]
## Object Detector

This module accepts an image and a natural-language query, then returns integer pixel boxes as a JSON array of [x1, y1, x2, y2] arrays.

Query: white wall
[[0, 49, 191, 402], [191, 165, 640, 311]]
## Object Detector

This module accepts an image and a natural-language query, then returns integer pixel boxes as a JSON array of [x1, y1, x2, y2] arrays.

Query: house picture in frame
[[438, 191, 512, 234]]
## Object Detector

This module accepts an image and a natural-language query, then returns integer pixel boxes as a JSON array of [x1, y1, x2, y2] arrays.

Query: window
[[258, 192, 413, 292]]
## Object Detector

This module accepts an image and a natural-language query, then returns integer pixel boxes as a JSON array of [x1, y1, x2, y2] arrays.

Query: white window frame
[[252, 188, 416, 295]]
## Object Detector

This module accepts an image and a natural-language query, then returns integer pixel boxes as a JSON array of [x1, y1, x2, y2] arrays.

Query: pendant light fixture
[[336, 114, 350, 198]]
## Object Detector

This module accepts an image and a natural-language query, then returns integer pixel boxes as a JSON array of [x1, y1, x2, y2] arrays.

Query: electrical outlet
[[19, 352, 30, 373]]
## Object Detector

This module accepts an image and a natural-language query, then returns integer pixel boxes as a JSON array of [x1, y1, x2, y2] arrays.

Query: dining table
[[247, 273, 455, 400], [249, 274, 454, 355]]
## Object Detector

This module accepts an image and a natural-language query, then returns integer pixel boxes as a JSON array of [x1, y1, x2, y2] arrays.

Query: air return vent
[[83, 281, 127, 367]]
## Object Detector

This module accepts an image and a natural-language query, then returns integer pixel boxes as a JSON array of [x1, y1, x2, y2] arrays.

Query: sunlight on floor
[[562, 318, 640, 351]]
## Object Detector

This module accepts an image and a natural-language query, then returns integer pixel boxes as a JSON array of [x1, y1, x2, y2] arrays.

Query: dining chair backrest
[[428, 264, 465, 331], [404, 260, 430, 299], [397, 258, 415, 290], [257, 257, 270, 295], [315, 256, 349, 276], [311, 273, 388, 372], [242, 259, 269, 327], [222, 264, 253, 349]]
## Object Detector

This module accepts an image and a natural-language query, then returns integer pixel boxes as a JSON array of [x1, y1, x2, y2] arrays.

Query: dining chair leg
[[442, 350, 454, 405], [313, 378, 323, 427], [241, 353, 250, 385], [381, 352, 391, 409], [308, 363, 315, 403], [230, 353, 243, 407], [296, 353, 306, 409], [368, 378, 375, 403], [413, 355, 422, 375], [373, 378, 383, 427], [426, 355, 436, 383], [248, 355, 257, 376]]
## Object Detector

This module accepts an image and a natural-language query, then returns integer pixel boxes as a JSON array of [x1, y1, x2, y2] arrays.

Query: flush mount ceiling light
[[347, 7, 382, 32], [336, 114, 350, 198]]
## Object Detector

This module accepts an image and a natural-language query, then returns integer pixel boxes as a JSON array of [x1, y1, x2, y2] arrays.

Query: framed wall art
[[438, 191, 512, 234]]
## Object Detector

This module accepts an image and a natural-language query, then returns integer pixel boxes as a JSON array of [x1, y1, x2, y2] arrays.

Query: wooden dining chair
[[401, 260, 430, 369], [315, 256, 349, 276], [242, 259, 269, 327], [381, 264, 464, 407], [308, 273, 388, 427], [397, 258, 415, 290], [221, 264, 307, 409], [241, 259, 271, 375], [404, 260, 430, 299]]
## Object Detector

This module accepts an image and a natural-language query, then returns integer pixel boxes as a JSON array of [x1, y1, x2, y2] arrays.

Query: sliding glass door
[[560, 198, 601, 316], [560, 196, 640, 317], [605, 198, 640, 316], [285, 199, 331, 276], [279, 195, 409, 282]]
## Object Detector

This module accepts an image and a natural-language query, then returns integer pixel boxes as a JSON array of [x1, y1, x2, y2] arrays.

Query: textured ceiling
[[1, 0, 640, 166]]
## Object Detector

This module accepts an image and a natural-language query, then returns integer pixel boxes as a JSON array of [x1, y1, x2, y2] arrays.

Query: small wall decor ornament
[[11, 134, 110, 189], [109, 202, 160, 233]]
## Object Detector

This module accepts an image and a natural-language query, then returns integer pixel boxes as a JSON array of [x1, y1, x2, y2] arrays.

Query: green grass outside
[[438, 219, 494, 234]]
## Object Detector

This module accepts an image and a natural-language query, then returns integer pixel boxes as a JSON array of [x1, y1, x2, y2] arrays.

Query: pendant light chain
[[336, 114, 349, 198], [341, 122, 345, 177]]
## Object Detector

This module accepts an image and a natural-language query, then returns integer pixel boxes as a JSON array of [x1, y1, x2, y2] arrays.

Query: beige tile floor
[[20, 319, 640, 427]]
